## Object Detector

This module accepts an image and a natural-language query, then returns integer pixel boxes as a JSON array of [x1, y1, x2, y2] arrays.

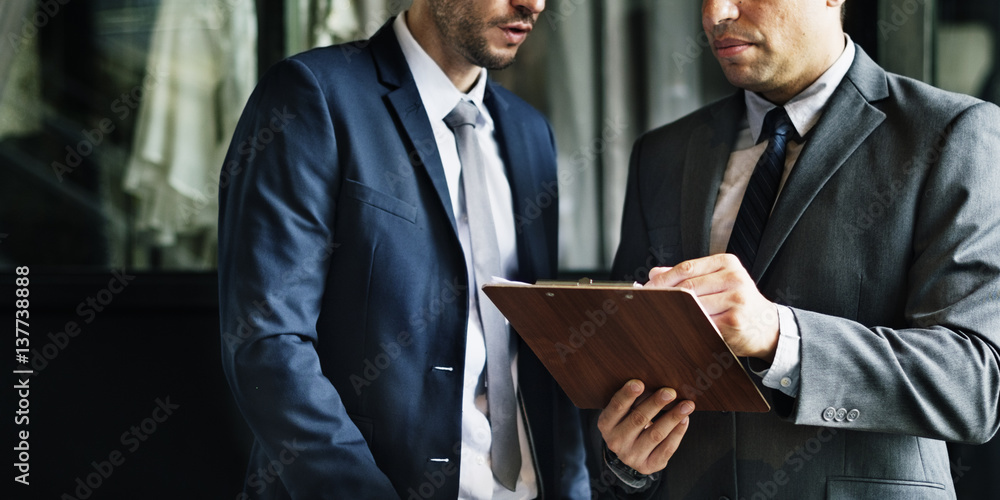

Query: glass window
[[1, 0, 257, 271], [3, 0, 1000, 274]]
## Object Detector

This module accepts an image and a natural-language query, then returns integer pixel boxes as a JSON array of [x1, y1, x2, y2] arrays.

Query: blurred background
[[1, 0, 997, 498]]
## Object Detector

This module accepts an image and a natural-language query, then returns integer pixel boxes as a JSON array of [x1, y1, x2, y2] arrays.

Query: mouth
[[498, 22, 532, 43], [713, 37, 754, 58]]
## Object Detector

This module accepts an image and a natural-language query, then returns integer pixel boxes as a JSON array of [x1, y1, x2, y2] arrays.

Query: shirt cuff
[[751, 305, 801, 397]]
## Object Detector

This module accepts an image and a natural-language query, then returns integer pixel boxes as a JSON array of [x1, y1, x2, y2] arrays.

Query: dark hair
[[841, 3, 846, 25]]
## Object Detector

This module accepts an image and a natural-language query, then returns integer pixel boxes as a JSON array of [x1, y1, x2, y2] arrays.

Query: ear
[[827, 0, 846, 8]]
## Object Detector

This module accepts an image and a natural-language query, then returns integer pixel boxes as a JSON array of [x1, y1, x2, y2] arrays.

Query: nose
[[512, 0, 545, 16], [702, 0, 739, 27]]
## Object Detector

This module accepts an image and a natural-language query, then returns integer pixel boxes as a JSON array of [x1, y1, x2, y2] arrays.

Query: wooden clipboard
[[483, 281, 770, 412]]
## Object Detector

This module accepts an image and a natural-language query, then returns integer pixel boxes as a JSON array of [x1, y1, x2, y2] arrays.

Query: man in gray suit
[[592, 0, 1000, 498]]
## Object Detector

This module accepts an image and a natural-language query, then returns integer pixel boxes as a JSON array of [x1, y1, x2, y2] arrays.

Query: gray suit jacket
[[599, 45, 1000, 499]]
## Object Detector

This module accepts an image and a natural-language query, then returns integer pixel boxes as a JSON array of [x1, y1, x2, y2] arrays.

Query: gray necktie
[[444, 100, 520, 491]]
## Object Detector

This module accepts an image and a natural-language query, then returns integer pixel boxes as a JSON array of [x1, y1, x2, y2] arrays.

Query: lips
[[498, 22, 532, 44], [500, 22, 532, 34], [713, 38, 753, 58]]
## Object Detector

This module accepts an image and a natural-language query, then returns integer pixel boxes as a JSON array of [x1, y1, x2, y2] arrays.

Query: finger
[[648, 267, 672, 281], [691, 289, 738, 316], [602, 387, 677, 455], [618, 388, 677, 442], [597, 380, 645, 434], [619, 399, 694, 474], [645, 401, 695, 469], [646, 255, 729, 288], [672, 272, 732, 298]]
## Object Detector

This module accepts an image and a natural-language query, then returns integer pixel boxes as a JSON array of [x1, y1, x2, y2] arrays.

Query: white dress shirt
[[710, 37, 856, 396], [394, 14, 538, 500]]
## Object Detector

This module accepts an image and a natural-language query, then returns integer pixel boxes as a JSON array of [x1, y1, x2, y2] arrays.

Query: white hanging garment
[[124, 0, 257, 265]]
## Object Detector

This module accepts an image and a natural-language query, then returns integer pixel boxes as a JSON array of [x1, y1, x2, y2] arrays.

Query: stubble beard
[[430, 2, 529, 70]]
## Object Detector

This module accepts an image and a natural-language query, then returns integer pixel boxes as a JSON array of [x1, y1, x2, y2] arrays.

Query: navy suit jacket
[[218, 21, 588, 500]]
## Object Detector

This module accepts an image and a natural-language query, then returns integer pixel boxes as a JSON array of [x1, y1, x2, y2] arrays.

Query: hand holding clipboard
[[483, 279, 769, 412]]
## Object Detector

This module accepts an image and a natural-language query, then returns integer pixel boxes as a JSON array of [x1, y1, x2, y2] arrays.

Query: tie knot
[[444, 100, 480, 130], [761, 107, 797, 142]]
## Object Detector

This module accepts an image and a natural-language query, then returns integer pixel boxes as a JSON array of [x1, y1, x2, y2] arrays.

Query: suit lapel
[[753, 47, 889, 280], [486, 84, 548, 281], [370, 21, 458, 234], [681, 94, 745, 260]]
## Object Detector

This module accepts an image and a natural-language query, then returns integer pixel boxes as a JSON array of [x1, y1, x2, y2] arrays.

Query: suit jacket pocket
[[827, 477, 947, 499], [342, 179, 417, 223]]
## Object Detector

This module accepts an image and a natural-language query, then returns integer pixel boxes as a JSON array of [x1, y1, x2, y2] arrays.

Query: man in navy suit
[[217, 1, 589, 498]]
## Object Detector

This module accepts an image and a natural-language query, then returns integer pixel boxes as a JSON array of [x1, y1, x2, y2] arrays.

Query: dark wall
[[4, 272, 251, 499]]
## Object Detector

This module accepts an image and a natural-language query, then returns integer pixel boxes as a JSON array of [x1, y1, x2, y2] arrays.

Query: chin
[[470, 46, 518, 70], [482, 58, 517, 71], [721, 68, 765, 92]]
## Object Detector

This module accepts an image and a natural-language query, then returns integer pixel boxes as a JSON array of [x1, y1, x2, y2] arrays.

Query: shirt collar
[[746, 35, 856, 143], [393, 13, 490, 125]]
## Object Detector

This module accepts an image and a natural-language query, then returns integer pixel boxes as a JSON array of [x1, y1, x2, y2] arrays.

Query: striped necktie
[[727, 107, 798, 271]]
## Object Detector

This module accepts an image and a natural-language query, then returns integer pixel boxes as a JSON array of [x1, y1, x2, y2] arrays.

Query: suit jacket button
[[847, 409, 860, 422], [822, 407, 836, 421], [834, 408, 848, 422]]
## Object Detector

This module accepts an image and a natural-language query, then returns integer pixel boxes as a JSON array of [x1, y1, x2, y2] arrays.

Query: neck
[[404, 9, 482, 92]]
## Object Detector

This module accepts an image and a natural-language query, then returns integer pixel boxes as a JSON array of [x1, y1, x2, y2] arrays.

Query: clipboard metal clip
[[535, 278, 640, 289]]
